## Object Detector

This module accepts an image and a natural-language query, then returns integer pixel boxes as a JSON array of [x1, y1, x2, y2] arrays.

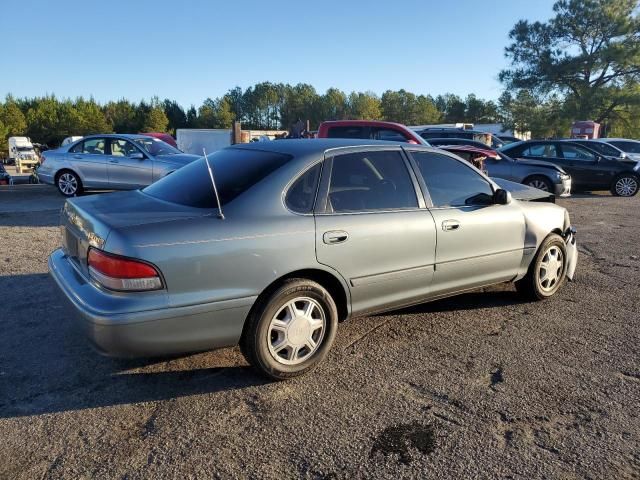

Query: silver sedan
[[38, 134, 200, 196], [48, 139, 578, 379]]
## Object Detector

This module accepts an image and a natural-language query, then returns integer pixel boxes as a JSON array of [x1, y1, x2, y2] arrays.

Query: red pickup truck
[[317, 120, 428, 145]]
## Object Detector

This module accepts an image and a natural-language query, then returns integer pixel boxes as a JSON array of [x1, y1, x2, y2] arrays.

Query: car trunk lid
[[60, 190, 208, 276]]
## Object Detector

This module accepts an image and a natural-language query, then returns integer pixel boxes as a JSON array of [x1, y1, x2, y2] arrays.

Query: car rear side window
[[327, 126, 370, 139], [286, 163, 322, 213], [328, 150, 418, 212], [411, 151, 494, 207], [375, 128, 407, 142], [143, 148, 291, 208], [82, 138, 105, 155]]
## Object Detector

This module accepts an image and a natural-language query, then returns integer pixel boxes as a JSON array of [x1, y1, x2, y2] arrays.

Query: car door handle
[[323, 230, 349, 244], [441, 220, 460, 231], [109, 159, 119, 164], [72, 155, 83, 159]]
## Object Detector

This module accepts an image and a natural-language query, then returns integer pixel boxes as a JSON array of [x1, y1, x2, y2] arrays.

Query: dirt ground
[[1, 185, 639, 479]]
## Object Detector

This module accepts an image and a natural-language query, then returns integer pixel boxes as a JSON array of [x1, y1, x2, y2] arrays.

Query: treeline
[[1, 83, 638, 153], [0, 85, 503, 149]]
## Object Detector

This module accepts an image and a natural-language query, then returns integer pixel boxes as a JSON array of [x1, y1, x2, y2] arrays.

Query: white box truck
[[176, 129, 232, 155], [8, 137, 39, 173]]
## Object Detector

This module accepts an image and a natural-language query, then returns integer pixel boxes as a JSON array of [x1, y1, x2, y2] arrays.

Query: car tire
[[56, 170, 83, 197], [516, 233, 567, 301], [610, 173, 639, 197], [525, 175, 553, 193], [241, 279, 338, 380]]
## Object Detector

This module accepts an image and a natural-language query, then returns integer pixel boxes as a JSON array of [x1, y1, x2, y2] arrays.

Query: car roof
[[80, 133, 155, 140], [598, 138, 640, 142], [228, 138, 437, 156], [318, 120, 411, 130]]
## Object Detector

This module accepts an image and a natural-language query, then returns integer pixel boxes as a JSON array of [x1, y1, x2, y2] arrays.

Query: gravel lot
[[1, 185, 639, 479]]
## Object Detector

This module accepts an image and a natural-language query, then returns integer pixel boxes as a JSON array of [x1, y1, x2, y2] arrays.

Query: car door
[[408, 150, 525, 295], [557, 143, 611, 189], [314, 147, 437, 315], [68, 138, 109, 188], [107, 138, 153, 189]]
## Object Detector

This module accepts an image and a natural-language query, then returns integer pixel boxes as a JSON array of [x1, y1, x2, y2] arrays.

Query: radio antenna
[[203, 148, 225, 220]]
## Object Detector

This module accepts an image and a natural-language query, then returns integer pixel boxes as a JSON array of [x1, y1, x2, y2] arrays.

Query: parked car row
[[34, 123, 639, 200], [500, 139, 639, 197], [318, 120, 639, 198]]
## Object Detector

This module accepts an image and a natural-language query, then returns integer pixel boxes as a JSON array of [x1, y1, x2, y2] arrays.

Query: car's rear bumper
[[48, 248, 253, 357]]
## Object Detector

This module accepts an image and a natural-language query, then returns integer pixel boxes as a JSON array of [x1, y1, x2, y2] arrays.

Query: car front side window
[[328, 150, 418, 212], [560, 144, 596, 161], [110, 139, 139, 158], [411, 151, 494, 208]]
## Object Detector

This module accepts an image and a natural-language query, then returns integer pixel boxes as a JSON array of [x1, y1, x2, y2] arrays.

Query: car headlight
[[634, 162, 639, 172], [557, 171, 570, 179]]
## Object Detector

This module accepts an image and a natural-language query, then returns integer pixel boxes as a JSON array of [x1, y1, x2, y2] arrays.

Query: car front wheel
[[525, 175, 553, 193], [516, 234, 567, 300], [611, 174, 639, 197], [56, 170, 83, 197], [241, 279, 338, 380]]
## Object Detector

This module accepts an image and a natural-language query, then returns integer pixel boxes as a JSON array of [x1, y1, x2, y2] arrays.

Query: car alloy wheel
[[537, 245, 564, 292], [528, 179, 550, 191], [615, 176, 638, 197], [58, 173, 78, 195], [267, 297, 326, 365]]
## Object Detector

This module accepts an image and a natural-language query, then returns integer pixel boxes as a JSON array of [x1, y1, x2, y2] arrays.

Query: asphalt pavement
[[0, 186, 638, 479]]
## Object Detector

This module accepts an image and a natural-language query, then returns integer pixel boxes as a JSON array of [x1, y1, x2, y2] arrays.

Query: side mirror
[[494, 188, 512, 205], [129, 152, 145, 160]]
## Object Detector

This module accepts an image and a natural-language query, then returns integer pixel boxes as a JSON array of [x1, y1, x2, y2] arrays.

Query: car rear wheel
[[525, 175, 553, 193], [241, 279, 338, 380], [56, 170, 83, 197], [611, 174, 639, 197], [516, 234, 567, 301]]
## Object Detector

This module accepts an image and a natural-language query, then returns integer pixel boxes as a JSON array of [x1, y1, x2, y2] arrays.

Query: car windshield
[[608, 141, 640, 154], [134, 137, 181, 156], [16, 146, 33, 152], [143, 148, 292, 208]]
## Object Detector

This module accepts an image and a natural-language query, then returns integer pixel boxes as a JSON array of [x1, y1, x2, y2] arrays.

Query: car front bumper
[[48, 248, 253, 357], [554, 177, 572, 197], [564, 227, 578, 280], [37, 170, 54, 185]]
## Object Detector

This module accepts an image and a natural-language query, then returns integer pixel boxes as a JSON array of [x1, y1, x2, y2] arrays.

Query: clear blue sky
[[1, 0, 556, 108]]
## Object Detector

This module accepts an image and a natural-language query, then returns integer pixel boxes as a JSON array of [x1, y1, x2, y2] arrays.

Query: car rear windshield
[[143, 148, 292, 208]]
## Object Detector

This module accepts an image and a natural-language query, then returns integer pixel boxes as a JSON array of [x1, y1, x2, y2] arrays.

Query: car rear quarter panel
[[104, 153, 350, 313]]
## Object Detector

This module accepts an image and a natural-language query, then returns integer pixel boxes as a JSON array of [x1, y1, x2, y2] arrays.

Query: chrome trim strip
[[350, 264, 434, 287]]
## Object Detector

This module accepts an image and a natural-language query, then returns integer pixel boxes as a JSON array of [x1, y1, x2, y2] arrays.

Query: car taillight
[[87, 248, 162, 291]]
